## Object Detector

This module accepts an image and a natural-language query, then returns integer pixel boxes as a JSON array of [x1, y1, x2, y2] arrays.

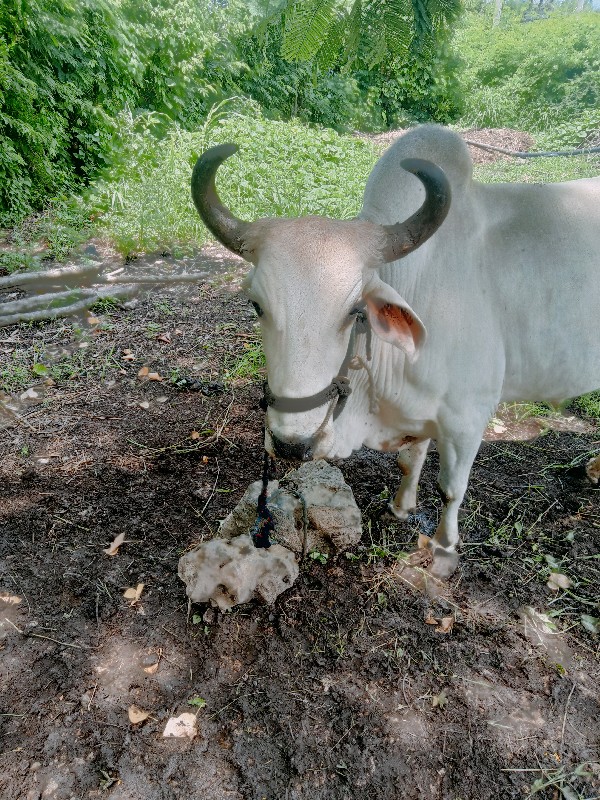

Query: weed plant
[[455, 10, 600, 148], [89, 108, 378, 255]]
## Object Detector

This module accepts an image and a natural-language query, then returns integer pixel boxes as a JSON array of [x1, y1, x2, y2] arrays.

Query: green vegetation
[[573, 391, 600, 421], [455, 8, 600, 148], [90, 110, 378, 253], [1, 0, 461, 230]]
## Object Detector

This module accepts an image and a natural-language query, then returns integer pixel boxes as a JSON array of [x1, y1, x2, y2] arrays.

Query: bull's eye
[[250, 301, 264, 318], [350, 306, 366, 320]]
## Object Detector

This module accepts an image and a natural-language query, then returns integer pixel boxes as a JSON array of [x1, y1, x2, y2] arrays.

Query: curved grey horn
[[191, 143, 250, 257], [381, 158, 451, 263]]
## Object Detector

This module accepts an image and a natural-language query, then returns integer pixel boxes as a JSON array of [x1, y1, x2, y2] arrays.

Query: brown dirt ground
[[1, 131, 599, 800]]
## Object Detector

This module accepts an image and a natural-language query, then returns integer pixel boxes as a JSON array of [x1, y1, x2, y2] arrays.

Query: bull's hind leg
[[429, 426, 485, 577], [388, 438, 430, 520]]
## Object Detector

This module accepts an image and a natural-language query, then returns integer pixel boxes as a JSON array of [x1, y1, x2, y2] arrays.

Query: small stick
[[560, 682, 576, 751]]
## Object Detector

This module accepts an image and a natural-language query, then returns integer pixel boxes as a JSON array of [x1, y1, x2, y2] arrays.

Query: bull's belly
[[329, 408, 436, 458], [501, 371, 600, 406]]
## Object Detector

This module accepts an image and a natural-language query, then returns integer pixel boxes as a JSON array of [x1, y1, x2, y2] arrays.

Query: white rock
[[218, 460, 362, 555], [178, 534, 299, 610]]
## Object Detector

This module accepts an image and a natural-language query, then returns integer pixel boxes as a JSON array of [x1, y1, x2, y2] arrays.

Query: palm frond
[[315, 8, 349, 69], [281, 0, 341, 62]]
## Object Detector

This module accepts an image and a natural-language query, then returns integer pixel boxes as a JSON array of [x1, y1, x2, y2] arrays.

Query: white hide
[[241, 125, 600, 574]]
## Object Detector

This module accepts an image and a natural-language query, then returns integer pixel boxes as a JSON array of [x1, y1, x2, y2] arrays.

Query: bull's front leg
[[388, 438, 430, 519], [428, 426, 485, 578]]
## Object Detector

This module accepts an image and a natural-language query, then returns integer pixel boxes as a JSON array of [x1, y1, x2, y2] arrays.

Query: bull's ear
[[363, 276, 427, 362]]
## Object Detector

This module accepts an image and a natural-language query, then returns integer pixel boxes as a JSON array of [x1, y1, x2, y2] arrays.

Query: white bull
[[191, 125, 600, 575]]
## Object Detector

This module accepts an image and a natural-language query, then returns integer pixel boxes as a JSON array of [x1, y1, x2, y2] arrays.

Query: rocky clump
[[178, 461, 363, 610], [218, 459, 362, 555], [178, 534, 299, 611]]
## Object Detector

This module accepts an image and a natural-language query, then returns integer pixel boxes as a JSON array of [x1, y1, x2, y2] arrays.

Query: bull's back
[[480, 178, 600, 402]]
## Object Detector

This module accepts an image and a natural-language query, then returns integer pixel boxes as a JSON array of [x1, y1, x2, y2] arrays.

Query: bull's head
[[191, 143, 450, 460]]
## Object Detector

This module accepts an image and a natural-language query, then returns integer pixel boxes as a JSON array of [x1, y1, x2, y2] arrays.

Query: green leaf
[[187, 697, 207, 708], [581, 614, 600, 634], [282, 0, 340, 62]]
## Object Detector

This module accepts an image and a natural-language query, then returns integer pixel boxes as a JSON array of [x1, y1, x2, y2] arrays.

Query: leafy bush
[[0, 0, 142, 226], [455, 11, 600, 145], [0, 0, 249, 227], [90, 111, 378, 254], [237, 17, 365, 131]]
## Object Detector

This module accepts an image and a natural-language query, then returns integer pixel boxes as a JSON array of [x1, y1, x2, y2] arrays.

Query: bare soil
[[1, 130, 599, 800]]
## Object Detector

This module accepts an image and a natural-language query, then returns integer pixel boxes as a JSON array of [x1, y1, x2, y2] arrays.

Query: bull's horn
[[381, 158, 451, 263], [191, 143, 250, 257]]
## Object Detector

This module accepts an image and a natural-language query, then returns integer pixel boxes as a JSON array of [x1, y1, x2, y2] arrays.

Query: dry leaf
[[156, 333, 171, 343], [128, 705, 150, 724], [547, 573, 572, 591], [432, 690, 448, 709], [417, 533, 432, 550], [104, 532, 126, 556], [138, 366, 149, 378], [123, 583, 144, 603], [147, 372, 164, 382], [143, 662, 159, 675], [438, 616, 454, 633], [190, 431, 200, 440], [87, 317, 100, 326], [424, 614, 438, 626], [0, 593, 22, 606], [162, 712, 197, 739], [174, 329, 183, 335], [585, 454, 600, 485], [122, 353, 135, 362]]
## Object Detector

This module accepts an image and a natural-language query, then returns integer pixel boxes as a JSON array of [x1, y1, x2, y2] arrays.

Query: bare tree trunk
[[493, 0, 503, 26]]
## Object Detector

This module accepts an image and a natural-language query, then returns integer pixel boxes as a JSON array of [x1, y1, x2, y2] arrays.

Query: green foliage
[[0, 0, 250, 228], [119, 0, 249, 125], [90, 111, 378, 254], [472, 154, 600, 185], [456, 10, 600, 145], [0, 0, 141, 226], [276, 0, 463, 126], [280, 0, 462, 67], [572, 392, 600, 422]]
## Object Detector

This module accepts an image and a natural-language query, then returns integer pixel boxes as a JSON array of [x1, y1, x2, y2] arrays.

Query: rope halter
[[259, 303, 374, 435]]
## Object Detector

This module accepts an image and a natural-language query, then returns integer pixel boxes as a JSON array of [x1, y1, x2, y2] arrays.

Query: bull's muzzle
[[270, 432, 314, 462]]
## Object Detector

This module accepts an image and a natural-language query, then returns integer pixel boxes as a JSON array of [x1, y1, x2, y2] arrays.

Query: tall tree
[[278, 0, 461, 67]]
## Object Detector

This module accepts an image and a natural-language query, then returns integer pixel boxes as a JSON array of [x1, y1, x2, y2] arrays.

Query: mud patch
[[1, 248, 599, 799]]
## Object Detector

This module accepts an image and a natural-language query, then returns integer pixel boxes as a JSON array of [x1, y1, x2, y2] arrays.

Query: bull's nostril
[[271, 434, 313, 461]]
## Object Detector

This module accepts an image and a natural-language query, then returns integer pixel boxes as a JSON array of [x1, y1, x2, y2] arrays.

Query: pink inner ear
[[366, 298, 424, 358], [378, 303, 416, 332]]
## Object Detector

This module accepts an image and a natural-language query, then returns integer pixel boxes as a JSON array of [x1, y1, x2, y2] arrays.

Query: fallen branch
[[464, 140, 600, 159], [0, 264, 209, 327]]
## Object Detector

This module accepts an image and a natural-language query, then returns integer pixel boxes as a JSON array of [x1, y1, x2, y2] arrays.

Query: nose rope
[[251, 447, 276, 548], [259, 305, 372, 420]]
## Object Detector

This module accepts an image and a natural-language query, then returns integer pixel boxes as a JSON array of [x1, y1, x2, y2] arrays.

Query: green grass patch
[[572, 391, 600, 423], [223, 341, 265, 384], [89, 109, 378, 256], [473, 154, 600, 186]]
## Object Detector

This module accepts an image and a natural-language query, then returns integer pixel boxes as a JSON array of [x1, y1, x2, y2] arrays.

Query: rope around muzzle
[[251, 306, 376, 549]]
